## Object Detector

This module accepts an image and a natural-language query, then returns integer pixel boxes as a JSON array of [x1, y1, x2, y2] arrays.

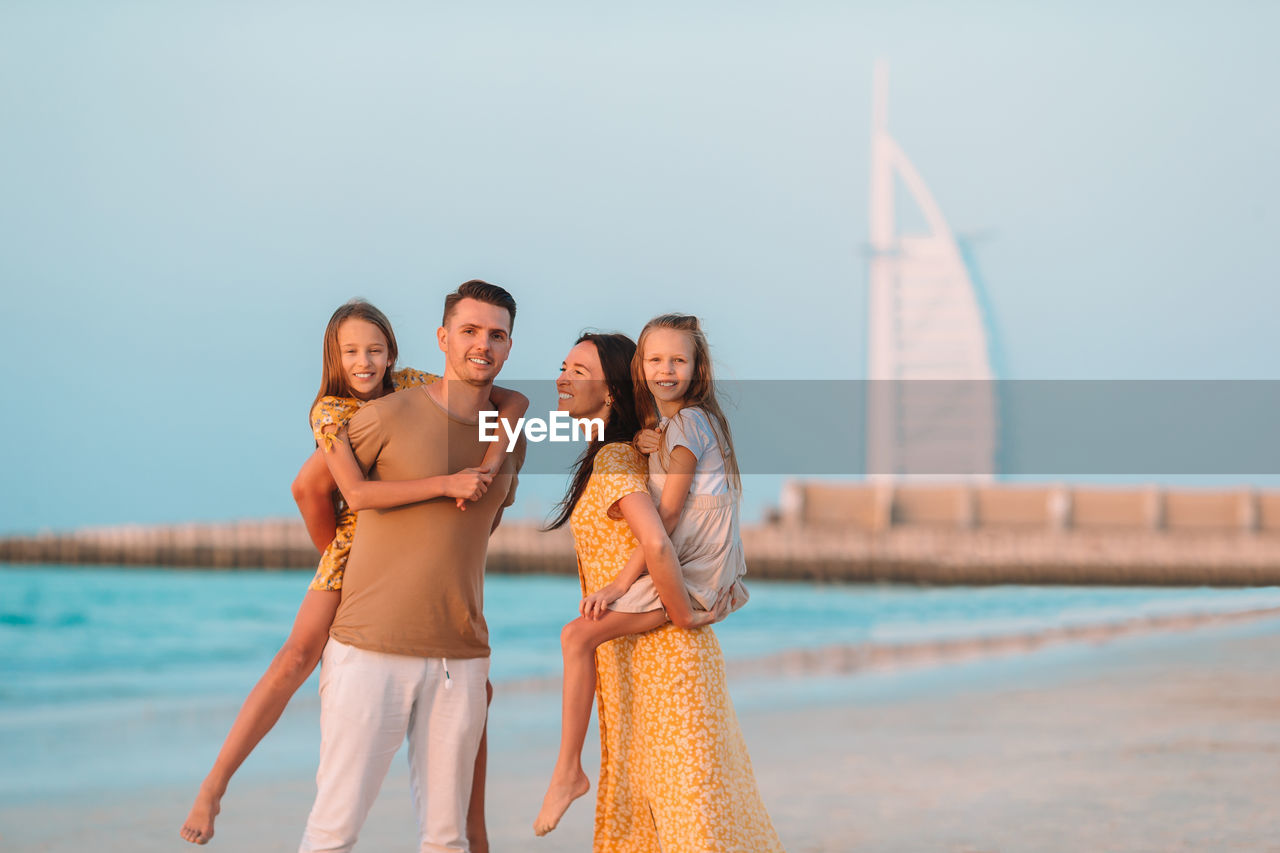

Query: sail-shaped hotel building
[[866, 62, 998, 480]]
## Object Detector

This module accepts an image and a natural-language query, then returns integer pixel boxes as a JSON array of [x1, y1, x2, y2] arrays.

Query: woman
[[546, 332, 785, 851]]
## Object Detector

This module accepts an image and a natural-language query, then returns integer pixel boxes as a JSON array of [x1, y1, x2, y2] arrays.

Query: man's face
[[437, 297, 513, 386]]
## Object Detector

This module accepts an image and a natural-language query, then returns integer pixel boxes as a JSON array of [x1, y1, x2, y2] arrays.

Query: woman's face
[[557, 340, 610, 422], [337, 318, 391, 401]]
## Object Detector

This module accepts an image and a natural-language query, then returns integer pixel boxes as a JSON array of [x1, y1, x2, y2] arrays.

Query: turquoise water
[[4, 564, 1280, 800], [7, 564, 1280, 712]]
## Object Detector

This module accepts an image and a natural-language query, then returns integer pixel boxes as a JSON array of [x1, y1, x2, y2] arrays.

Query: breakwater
[[3, 512, 1280, 586], [0, 520, 576, 575]]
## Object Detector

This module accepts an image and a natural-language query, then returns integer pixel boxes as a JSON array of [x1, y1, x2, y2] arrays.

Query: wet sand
[[4, 615, 1279, 852]]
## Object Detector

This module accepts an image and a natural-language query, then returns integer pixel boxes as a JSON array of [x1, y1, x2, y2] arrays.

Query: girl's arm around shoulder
[[655, 445, 696, 535], [317, 425, 493, 512], [651, 409, 709, 534], [478, 385, 530, 477]]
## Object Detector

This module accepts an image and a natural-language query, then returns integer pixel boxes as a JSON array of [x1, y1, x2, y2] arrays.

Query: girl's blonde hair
[[312, 299, 399, 412], [631, 313, 741, 490]]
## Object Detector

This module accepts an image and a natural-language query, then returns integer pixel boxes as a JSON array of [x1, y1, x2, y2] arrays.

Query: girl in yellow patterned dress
[[181, 299, 526, 848], [536, 332, 783, 851]]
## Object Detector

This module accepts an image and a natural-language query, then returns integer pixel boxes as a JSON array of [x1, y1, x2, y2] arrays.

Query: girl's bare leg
[[180, 589, 340, 845], [467, 679, 494, 853], [534, 609, 668, 836]]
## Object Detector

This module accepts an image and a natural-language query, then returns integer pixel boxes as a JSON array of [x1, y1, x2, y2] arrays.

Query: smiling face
[[556, 340, 610, 422], [437, 297, 513, 387], [336, 318, 392, 401], [641, 327, 695, 415]]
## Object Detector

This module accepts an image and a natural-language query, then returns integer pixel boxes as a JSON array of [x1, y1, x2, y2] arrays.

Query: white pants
[[298, 639, 490, 853]]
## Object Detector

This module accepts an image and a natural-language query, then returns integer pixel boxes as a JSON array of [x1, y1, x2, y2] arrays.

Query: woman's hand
[[445, 468, 493, 508], [670, 589, 731, 630], [634, 429, 661, 455], [580, 582, 625, 621]]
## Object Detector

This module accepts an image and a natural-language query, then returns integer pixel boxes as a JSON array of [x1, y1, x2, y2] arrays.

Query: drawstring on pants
[[442, 658, 452, 690]]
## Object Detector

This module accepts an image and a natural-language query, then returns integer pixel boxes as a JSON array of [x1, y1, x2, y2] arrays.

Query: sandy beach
[[4, 614, 1279, 852]]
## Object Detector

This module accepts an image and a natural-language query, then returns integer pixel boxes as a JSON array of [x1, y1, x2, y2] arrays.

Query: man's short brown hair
[[442, 280, 517, 332]]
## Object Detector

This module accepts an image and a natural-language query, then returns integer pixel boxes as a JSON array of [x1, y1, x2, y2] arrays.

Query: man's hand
[[634, 429, 661, 455], [580, 582, 626, 621], [446, 468, 493, 510]]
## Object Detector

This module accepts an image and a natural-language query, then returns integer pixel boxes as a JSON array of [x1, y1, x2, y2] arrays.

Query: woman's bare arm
[[615, 491, 726, 630], [581, 445, 704, 620], [291, 450, 338, 552]]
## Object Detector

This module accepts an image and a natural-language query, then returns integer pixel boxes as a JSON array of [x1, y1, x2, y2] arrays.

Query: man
[[299, 280, 525, 853]]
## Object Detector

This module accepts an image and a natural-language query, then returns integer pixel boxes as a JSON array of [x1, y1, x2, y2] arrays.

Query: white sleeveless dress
[[610, 407, 748, 614]]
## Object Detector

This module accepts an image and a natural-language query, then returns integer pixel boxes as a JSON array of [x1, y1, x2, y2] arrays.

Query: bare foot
[[533, 769, 590, 836], [180, 783, 222, 845]]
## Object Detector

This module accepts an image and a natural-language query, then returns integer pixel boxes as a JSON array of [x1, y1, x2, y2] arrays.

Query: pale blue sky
[[3, 1, 1278, 533]]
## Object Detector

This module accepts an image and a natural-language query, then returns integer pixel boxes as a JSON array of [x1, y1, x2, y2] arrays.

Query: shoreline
[[4, 613, 1280, 851], [466, 603, 1280, 695]]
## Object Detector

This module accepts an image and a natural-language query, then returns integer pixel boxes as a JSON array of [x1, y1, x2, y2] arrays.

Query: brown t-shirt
[[328, 386, 525, 659]]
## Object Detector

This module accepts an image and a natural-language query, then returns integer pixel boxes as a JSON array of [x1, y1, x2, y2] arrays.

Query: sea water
[[3, 564, 1279, 800]]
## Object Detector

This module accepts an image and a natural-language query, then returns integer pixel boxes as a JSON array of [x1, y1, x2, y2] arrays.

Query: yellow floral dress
[[571, 442, 785, 852], [306, 367, 438, 591]]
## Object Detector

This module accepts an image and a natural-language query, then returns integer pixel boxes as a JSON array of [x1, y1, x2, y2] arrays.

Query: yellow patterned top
[[570, 443, 785, 852], [306, 367, 439, 591]]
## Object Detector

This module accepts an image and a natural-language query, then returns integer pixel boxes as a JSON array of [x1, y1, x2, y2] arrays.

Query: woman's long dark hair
[[545, 332, 640, 530]]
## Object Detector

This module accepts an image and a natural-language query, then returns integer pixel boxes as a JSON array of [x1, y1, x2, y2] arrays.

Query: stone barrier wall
[[4, 496, 1280, 585], [779, 481, 1280, 534]]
